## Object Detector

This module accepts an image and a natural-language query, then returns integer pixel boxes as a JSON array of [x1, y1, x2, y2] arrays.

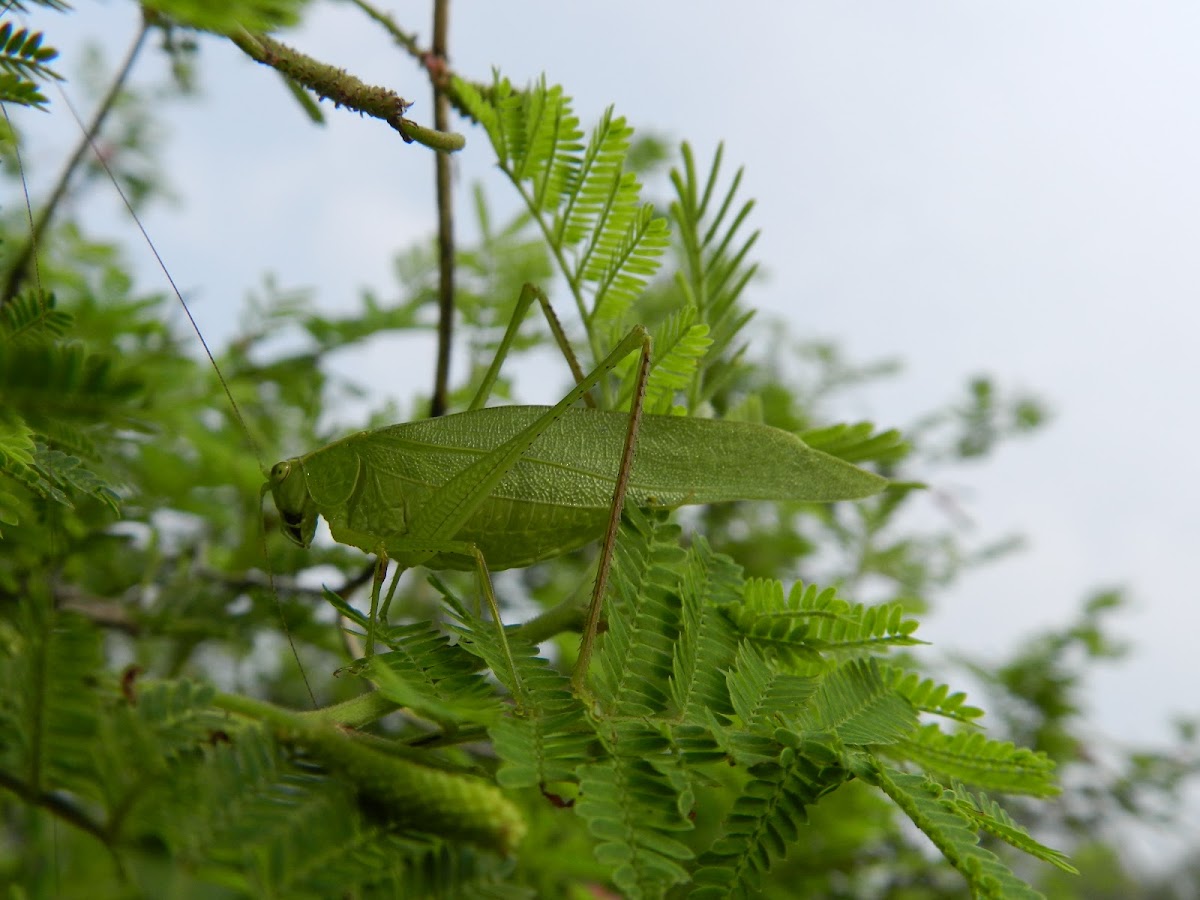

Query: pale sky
[[20, 2, 1200, 859]]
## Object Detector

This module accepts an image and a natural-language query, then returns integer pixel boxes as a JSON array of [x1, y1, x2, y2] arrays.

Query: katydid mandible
[[264, 284, 888, 679]]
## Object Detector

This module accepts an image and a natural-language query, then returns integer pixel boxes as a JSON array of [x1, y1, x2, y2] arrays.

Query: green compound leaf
[[886, 723, 1061, 797], [855, 759, 1049, 900]]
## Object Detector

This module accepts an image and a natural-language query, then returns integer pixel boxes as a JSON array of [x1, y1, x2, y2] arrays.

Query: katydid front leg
[[364, 538, 518, 690]]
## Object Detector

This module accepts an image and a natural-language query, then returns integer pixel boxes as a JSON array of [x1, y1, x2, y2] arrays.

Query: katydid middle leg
[[469, 282, 596, 411]]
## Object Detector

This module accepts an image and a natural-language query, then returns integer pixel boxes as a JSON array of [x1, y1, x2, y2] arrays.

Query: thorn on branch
[[421, 50, 450, 88]]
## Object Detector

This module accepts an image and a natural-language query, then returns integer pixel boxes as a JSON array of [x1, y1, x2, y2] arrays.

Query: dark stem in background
[[339, 0, 469, 418], [0, 770, 111, 849], [0, 17, 150, 306], [429, 0, 454, 418]]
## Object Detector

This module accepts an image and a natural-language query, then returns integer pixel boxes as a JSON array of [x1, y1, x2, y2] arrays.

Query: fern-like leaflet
[[0, 20, 59, 107], [886, 666, 986, 723], [856, 759, 1051, 900], [667, 535, 742, 722], [669, 142, 759, 407], [691, 741, 849, 899], [576, 721, 696, 899], [592, 506, 686, 717], [887, 722, 1060, 796], [439, 582, 597, 792], [0, 296, 133, 531], [726, 577, 925, 666], [454, 75, 671, 392]]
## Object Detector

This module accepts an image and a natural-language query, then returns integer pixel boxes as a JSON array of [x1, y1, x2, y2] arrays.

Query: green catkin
[[299, 721, 526, 855]]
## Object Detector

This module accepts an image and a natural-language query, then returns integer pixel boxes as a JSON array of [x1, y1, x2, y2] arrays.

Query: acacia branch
[[1, 17, 150, 305], [0, 769, 111, 845], [227, 28, 464, 152]]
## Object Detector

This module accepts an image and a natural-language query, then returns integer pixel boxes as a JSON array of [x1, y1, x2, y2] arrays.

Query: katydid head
[[267, 458, 318, 548]]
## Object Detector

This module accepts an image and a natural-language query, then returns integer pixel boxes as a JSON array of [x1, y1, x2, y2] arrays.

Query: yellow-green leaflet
[[268, 405, 887, 571]]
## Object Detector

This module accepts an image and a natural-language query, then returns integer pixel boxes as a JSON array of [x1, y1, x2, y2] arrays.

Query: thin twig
[[429, 0, 454, 417], [227, 27, 463, 152], [1, 17, 150, 305], [345, 0, 485, 124], [0, 769, 110, 846], [51, 559, 377, 640]]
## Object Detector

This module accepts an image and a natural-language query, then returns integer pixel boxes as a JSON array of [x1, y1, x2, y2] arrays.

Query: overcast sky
[[20, 0, 1200, 858]]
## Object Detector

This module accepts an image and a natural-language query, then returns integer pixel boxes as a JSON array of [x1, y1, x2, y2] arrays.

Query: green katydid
[[264, 283, 888, 684]]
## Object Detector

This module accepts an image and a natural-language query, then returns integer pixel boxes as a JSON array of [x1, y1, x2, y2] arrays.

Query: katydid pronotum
[[263, 282, 888, 688]]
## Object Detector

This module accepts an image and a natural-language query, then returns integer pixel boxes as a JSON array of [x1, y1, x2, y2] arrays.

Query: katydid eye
[[271, 462, 290, 480]]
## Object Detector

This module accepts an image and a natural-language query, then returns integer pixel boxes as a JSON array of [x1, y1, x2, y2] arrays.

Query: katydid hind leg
[[571, 329, 654, 693], [467, 544, 521, 698]]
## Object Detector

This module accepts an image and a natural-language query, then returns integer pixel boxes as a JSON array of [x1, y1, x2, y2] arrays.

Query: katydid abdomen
[[268, 405, 886, 570]]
